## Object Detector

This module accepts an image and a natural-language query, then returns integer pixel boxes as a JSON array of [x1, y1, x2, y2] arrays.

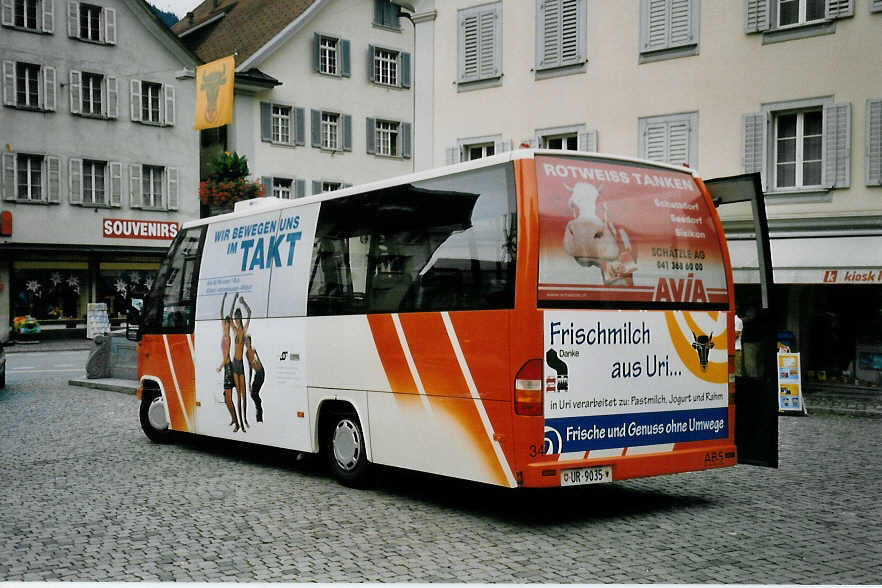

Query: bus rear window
[[536, 155, 728, 308]]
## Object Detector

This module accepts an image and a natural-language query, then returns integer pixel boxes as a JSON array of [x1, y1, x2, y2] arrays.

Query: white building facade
[[409, 0, 882, 385], [1, 0, 199, 340]]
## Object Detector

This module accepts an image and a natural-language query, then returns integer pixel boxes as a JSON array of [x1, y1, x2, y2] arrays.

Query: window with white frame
[[366, 118, 410, 158], [2, 0, 53, 32], [535, 0, 587, 71], [81, 159, 106, 204], [70, 70, 117, 118], [2, 60, 55, 111], [130, 80, 174, 126], [141, 81, 161, 123], [322, 181, 342, 192], [15, 62, 40, 108], [81, 71, 102, 115], [321, 112, 339, 150], [68, 1, 115, 44], [744, 0, 854, 36], [375, 120, 399, 157], [1, 152, 60, 202], [15, 0, 39, 28], [374, 48, 398, 86], [272, 105, 291, 144], [466, 143, 495, 161], [313, 33, 350, 77], [79, 2, 100, 39], [639, 112, 698, 168], [639, 0, 699, 58], [543, 134, 578, 150], [534, 126, 597, 152], [142, 165, 164, 208], [457, 2, 502, 84], [129, 164, 177, 210], [320, 36, 338, 75], [273, 178, 293, 199], [261, 102, 304, 146], [777, 0, 826, 26], [447, 137, 511, 164], [16, 153, 43, 201], [744, 99, 852, 193], [311, 109, 351, 151], [69, 158, 120, 206]]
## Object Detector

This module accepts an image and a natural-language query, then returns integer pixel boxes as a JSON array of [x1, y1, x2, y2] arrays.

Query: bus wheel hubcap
[[333, 419, 360, 471], [148, 397, 169, 431]]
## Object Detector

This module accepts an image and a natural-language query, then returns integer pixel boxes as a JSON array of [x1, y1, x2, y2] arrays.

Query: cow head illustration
[[562, 182, 621, 267], [200, 64, 227, 124], [691, 331, 714, 369]]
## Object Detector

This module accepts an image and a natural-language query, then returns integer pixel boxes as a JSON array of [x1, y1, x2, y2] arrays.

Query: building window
[[142, 165, 164, 208], [311, 109, 351, 151], [320, 36, 338, 75], [375, 120, 399, 157], [130, 80, 174, 126], [141, 81, 161, 123], [15, 62, 40, 108], [457, 2, 502, 84], [447, 136, 511, 164], [639, 0, 699, 60], [3, 60, 56, 111], [536, 0, 587, 71], [313, 33, 350, 77], [777, 0, 825, 27], [272, 105, 291, 144], [638, 112, 698, 168], [466, 143, 495, 161], [68, 1, 116, 44], [774, 109, 823, 188], [15, 0, 38, 28], [82, 159, 107, 205], [744, 0, 852, 38], [272, 178, 293, 199], [81, 72, 103, 115], [374, 48, 398, 86], [16, 153, 43, 200], [79, 3, 101, 40], [322, 181, 342, 192], [70, 70, 117, 118], [321, 112, 339, 150], [373, 0, 400, 29], [543, 134, 578, 150], [534, 125, 596, 152]]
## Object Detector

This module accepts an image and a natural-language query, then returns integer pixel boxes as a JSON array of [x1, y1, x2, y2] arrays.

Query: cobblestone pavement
[[2, 358, 881, 583]]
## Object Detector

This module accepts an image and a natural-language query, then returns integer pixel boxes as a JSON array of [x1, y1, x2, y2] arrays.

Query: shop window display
[[98, 269, 157, 320], [13, 269, 89, 323]]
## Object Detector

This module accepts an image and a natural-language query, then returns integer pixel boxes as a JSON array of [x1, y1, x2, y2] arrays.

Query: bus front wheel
[[326, 412, 371, 487], [139, 389, 172, 443]]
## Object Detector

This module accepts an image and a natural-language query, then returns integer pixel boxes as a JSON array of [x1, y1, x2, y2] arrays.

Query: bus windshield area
[[141, 226, 206, 333]]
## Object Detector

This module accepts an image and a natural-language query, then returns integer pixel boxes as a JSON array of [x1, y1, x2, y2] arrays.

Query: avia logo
[[654, 273, 708, 303], [545, 348, 569, 393], [691, 331, 715, 369]]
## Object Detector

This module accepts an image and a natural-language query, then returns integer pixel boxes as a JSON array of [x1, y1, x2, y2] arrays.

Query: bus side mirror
[[126, 299, 143, 342]]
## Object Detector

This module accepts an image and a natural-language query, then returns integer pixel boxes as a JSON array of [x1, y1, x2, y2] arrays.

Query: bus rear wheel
[[139, 389, 172, 443], [326, 412, 371, 487]]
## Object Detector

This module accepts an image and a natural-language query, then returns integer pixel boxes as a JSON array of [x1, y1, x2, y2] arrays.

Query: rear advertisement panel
[[536, 155, 728, 305], [543, 310, 730, 454]]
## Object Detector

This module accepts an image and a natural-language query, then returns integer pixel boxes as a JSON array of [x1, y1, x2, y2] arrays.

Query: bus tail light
[[515, 359, 543, 416]]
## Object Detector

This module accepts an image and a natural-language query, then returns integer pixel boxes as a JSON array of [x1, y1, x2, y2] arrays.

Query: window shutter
[[109, 161, 122, 206], [495, 139, 512, 153], [373, 0, 384, 24], [667, 119, 690, 166], [446, 146, 461, 165], [310, 109, 321, 147], [129, 164, 142, 208], [103, 7, 116, 44], [872, 0, 882, 13], [578, 130, 597, 152], [46, 156, 60, 203], [825, 0, 853, 19], [400, 52, 411, 88], [1, 0, 12, 26], [42, 0, 54, 32], [669, 0, 695, 47], [342, 114, 352, 151], [164, 84, 175, 126], [69, 70, 81, 114], [823, 102, 851, 188], [537, 0, 559, 69], [866, 98, 882, 186], [260, 102, 272, 141], [166, 167, 179, 210], [43, 66, 56, 111], [107, 76, 118, 118], [312, 180, 322, 195], [67, 0, 79, 37], [1, 152, 15, 201], [69, 158, 83, 204], [401, 122, 412, 159], [262, 176, 272, 197], [294, 107, 305, 146], [313, 33, 321, 72], [368, 45, 376, 82], [459, 12, 479, 81], [460, 4, 501, 82], [744, 0, 770, 33], [742, 112, 766, 190], [641, 0, 668, 52], [130, 79, 141, 121], [643, 122, 668, 162], [2, 60, 15, 107], [481, 6, 501, 79], [340, 39, 351, 77], [366, 117, 376, 154], [295, 179, 305, 198]]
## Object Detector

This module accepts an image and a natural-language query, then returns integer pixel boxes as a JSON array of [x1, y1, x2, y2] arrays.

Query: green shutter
[[260, 102, 272, 141], [311, 109, 321, 148]]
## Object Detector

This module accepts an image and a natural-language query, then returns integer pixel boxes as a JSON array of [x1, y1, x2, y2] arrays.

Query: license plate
[[561, 465, 612, 486]]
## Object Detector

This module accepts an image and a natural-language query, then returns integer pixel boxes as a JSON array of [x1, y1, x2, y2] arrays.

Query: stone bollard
[[86, 333, 113, 379]]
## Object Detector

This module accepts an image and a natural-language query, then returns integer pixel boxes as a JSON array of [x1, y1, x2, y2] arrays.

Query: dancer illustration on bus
[[215, 292, 240, 431], [245, 335, 266, 423], [231, 296, 252, 430]]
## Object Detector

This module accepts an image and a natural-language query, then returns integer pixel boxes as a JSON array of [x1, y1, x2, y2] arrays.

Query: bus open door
[[705, 172, 778, 468]]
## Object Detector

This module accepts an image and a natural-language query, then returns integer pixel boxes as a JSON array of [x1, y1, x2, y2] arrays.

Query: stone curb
[[68, 378, 138, 395]]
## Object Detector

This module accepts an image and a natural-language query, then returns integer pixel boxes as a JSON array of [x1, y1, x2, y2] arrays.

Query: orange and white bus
[[135, 150, 777, 488]]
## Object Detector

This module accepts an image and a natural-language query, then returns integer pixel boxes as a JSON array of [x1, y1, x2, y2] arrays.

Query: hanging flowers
[[198, 151, 265, 209]]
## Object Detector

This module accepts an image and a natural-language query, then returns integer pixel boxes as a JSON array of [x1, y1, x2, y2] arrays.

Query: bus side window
[[141, 227, 206, 333]]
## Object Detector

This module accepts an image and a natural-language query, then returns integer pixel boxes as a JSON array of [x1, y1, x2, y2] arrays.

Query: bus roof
[[182, 149, 701, 230]]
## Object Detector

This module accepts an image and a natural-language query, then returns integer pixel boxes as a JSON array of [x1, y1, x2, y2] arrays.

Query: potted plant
[[199, 152, 265, 214]]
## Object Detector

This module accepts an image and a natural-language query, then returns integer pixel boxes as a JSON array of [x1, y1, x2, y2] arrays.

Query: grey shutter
[[107, 76, 118, 118], [400, 51, 411, 88], [342, 114, 352, 151], [578, 130, 597, 152], [42, 0, 54, 32], [260, 102, 272, 141], [262, 176, 273, 197], [295, 179, 305, 198], [744, 0, 770, 33], [130, 80, 141, 121], [743, 112, 766, 190], [109, 161, 122, 206], [644, 123, 668, 162], [67, 0, 79, 37], [668, 119, 690, 166], [294, 107, 305, 145], [164, 85, 175, 126], [536, 0, 560, 68], [459, 4, 501, 82], [459, 12, 479, 81], [641, 0, 668, 52], [69, 70, 81, 114], [825, 0, 853, 19], [401, 122, 412, 159], [103, 7, 116, 44], [1, 152, 15, 201], [313, 33, 321, 72], [824, 102, 851, 188], [69, 158, 83, 204], [166, 167, 179, 210], [373, 0, 383, 24], [3, 60, 15, 106], [669, 0, 696, 47], [872, 0, 882, 13], [311, 109, 321, 147], [129, 164, 142, 208], [446, 146, 462, 164], [340, 39, 351, 77], [480, 6, 501, 79], [866, 98, 882, 186], [366, 117, 376, 154], [312, 180, 322, 195], [46, 156, 60, 203], [43, 66, 56, 111], [368, 45, 376, 82], [538, 0, 584, 68], [1, 0, 12, 26]]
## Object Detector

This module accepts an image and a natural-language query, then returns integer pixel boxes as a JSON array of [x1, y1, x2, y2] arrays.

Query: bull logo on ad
[[691, 331, 714, 370], [562, 182, 637, 285]]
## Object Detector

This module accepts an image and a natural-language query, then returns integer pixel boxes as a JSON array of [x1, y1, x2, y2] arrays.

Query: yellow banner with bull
[[194, 55, 235, 130]]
